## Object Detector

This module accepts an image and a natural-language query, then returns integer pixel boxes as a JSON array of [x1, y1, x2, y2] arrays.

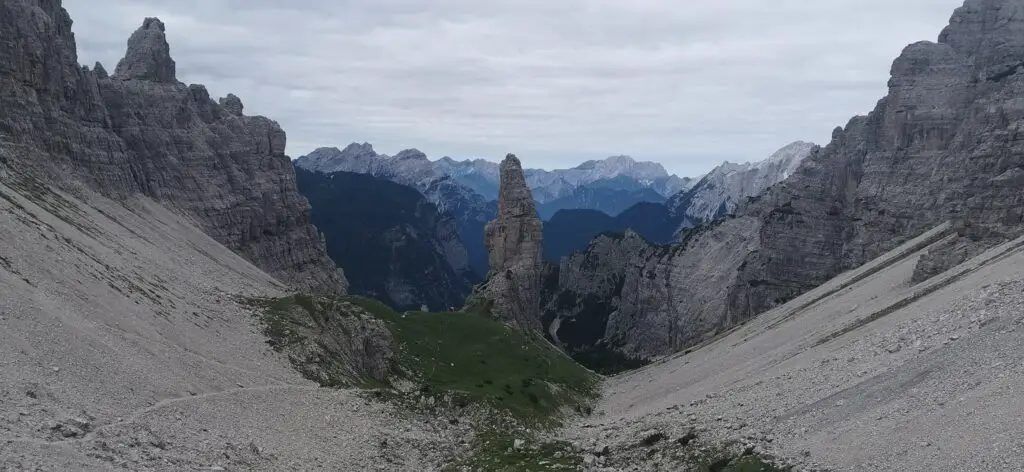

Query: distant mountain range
[[295, 145, 496, 277], [542, 141, 816, 261], [668, 141, 815, 227], [294, 144, 686, 274], [299, 143, 692, 203], [437, 154, 693, 203], [535, 184, 667, 220], [296, 140, 815, 267], [295, 167, 477, 311]]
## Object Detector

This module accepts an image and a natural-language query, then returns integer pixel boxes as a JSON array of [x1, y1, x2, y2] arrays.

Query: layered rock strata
[[467, 154, 545, 332], [545, 0, 1024, 362], [0, 4, 345, 294]]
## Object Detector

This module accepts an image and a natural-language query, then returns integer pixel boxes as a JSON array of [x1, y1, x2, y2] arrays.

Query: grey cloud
[[64, 0, 965, 176]]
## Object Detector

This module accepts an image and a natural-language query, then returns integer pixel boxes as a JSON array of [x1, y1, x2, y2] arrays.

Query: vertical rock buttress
[[466, 154, 544, 332]]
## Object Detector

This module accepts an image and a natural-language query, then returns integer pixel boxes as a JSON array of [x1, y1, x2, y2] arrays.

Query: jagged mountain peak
[[571, 155, 669, 179], [759, 140, 816, 176], [393, 148, 429, 161], [765, 140, 815, 161], [296, 143, 381, 174], [715, 141, 814, 171], [501, 152, 524, 169], [576, 155, 636, 169], [297, 143, 688, 203], [667, 140, 816, 226], [343, 141, 377, 153], [114, 17, 176, 83], [939, 0, 1024, 72], [218, 93, 244, 116], [93, 61, 108, 78]]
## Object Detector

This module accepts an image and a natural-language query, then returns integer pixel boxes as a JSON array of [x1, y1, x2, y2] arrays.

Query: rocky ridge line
[[0, 3, 345, 294], [544, 0, 1024, 362]]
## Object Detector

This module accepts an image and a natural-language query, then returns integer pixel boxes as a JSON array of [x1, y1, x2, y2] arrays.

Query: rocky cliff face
[[295, 167, 475, 311], [544, 217, 762, 361], [0, 5, 345, 294], [466, 154, 545, 332], [544, 0, 1024, 364]]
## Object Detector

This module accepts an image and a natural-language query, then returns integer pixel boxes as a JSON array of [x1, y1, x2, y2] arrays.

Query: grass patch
[[442, 429, 581, 472], [697, 453, 788, 472], [243, 294, 598, 426], [347, 296, 599, 426], [242, 294, 392, 389], [243, 294, 789, 470], [244, 294, 600, 470], [632, 436, 791, 472]]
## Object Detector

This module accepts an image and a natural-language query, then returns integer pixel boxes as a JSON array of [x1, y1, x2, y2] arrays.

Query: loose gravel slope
[[569, 225, 1024, 471], [0, 180, 458, 471]]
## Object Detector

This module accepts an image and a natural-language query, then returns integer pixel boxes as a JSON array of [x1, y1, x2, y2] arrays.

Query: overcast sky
[[64, 0, 965, 177]]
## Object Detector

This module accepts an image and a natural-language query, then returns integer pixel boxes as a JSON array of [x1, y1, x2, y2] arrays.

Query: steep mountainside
[[542, 210, 616, 262], [296, 144, 496, 277], [0, 178, 462, 470], [667, 141, 815, 230], [295, 167, 475, 311], [544, 0, 1024, 363], [570, 222, 1024, 471], [535, 184, 666, 220], [542, 203, 677, 263], [0, 8, 345, 294]]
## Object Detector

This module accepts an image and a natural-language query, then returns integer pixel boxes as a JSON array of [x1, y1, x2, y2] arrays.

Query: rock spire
[[114, 17, 177, 83], [467, 154, 544, 332]]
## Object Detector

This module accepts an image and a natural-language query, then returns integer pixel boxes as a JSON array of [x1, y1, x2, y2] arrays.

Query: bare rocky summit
[[544, 0, 1024, 365], [113, 17, 176, 83], [0, 2, 345, 294], [466, 154, 545, 332]]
